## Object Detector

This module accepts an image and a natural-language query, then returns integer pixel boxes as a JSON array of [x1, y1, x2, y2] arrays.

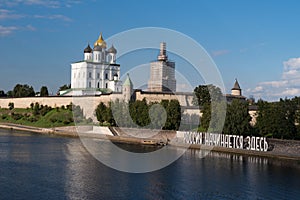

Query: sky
[[1, 0, 300, 101]]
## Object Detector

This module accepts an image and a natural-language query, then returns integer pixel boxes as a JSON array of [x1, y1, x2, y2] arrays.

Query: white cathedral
[[62, 33, 122, 96]]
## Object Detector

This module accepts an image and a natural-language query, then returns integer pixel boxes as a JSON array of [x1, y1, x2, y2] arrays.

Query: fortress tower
[[148, 42, 176, 93]]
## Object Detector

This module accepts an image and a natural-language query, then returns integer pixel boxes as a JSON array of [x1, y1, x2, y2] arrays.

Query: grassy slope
[[0, 107, 75, 128]]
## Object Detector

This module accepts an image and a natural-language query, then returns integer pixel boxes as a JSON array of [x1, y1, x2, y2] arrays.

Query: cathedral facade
[[69, 33, 122, 96]]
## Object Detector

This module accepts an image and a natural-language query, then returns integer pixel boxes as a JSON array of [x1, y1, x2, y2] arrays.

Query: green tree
[[223, 99, 251, 135], [129, 98, 150, 127], [255, 99, 296, 139], [164, 99, 181, 130], [40, 86, 49, 97], [6, 91, 13, 97], [199, 101, 226, 133], [73, 104, 84, 123], [292, 97, 300, 139], [111, 99, 132, 127], [95, 102, 108, 124], [33, 102, 40, 116], [12, 84, 35, 97], [192, 84, 223, 106], [58, 84, 71, 94], [148, 103, 167, 129], [0, 90, 6, 97]]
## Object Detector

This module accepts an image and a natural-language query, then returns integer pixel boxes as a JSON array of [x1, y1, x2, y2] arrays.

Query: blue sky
[[1, 0, 300, 101]]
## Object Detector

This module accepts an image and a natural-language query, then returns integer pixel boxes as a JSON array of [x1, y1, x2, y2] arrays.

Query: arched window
[[105, 83, 108, 88], [97, 82, 100, 88], [89, 82, 91, 88]]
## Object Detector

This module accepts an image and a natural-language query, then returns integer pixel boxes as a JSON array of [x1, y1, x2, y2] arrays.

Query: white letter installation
[[182, 132, 269, 152]]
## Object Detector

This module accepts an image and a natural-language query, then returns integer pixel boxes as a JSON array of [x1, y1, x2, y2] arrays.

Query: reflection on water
[[0, 128, 300, 200]]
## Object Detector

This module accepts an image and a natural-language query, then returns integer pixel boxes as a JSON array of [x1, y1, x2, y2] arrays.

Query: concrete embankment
[[1, 123, 300, 160], [0, 123, 165, 145], [169, 139, 300, 160]]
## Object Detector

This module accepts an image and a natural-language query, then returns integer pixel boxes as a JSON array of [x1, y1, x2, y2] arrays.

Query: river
[[0, 128, 299, 199]]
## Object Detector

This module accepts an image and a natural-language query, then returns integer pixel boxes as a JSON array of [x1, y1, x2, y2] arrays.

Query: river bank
[[1, 122, 300, 161]]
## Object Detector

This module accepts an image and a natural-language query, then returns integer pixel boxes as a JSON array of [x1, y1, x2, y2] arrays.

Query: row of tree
[[95, 98, 181, 130], [0, 84, 71, 98], [193, 85, 300, 140]]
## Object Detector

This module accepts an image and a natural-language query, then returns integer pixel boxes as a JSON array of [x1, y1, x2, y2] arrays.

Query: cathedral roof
[[84, 44, 92, 53], [94, 33, 107, 49], [123, 73, 133, 86], [107, 45, 117, 54], [93, 45, 102, 51], [232, 79, 241, 90]]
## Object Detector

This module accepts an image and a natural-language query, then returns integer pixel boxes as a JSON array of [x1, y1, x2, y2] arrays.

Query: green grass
[[0, 107, 77, 128]]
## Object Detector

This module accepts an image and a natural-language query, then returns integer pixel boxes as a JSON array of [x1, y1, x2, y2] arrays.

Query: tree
[[223, 99, 251, 135], [192, 84, 223, 106], [255, 99, 296, 139], [73, 105, 84, 123], [111, 99, 132, 127], [40, 86, 49, 97], [148, 102, 167, 129], [33, 102, 40, 116], [8, 102, 14, 110], [12, 84, 35, 97], [292, 97, 300, 139], [6, 91, 13, 97], [95, 102, 108, 124], [199, 101, 226, 133], [0, 90, 6, 97], [164, 99, 181, 130], [129, 98, 150, 127], [58, 84, 71, 93]]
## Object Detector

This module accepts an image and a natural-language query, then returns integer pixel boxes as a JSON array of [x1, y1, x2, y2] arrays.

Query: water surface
[[0, 129, 299, 199]]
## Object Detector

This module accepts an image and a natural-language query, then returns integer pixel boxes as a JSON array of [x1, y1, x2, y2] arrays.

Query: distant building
[[225, 79, 246, 102], [148, 42, 176, 93], [63, 33, 122, 96]]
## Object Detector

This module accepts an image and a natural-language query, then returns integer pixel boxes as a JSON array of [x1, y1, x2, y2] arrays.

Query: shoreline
[[1, 123, 300, 161]]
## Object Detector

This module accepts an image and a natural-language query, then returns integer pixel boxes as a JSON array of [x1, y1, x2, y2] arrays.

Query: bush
[[1, 114, 8, 120], [33, 102, 40, 116], [40, 105, 52, 116], [66, 103, 73, 111], [28, 116, 38, 122], [11, 112, 23, 120], [50, 117, 57, 123], [8, 102, 14, 110]]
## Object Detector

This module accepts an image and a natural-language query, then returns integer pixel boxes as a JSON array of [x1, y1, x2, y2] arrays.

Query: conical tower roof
[[232, 79, 241, 90], [123, 73, 133, 86]]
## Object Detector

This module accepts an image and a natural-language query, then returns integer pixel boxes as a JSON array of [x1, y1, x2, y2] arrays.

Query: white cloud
[[25, 24, 36, 31], [34, 14, 72, 22], [0, 25, 18, 36], [248, 57, 300, 101], [252, 86, 264, 92], [1, 0, 81, 8], [0, 9, 24, 20], [0, 24, 36, 36], [211, 49, 230, 57]]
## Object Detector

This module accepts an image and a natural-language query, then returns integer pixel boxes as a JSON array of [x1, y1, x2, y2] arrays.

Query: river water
[[0, 128, 299, 200]]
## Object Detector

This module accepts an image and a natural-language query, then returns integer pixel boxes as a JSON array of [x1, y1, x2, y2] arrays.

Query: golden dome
[[94, 33, 107, 48]]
